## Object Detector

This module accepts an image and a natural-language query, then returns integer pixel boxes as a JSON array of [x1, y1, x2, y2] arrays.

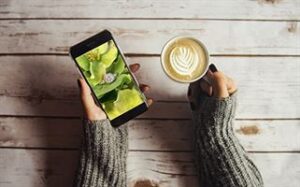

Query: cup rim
[[160, 35, 210, 83]]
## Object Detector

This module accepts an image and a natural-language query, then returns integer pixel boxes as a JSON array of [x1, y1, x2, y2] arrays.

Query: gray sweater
[[73, 92, 263, 187]]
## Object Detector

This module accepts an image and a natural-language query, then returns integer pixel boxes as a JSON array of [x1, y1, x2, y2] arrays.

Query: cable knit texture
[[73, 93, 263, 187], [73, 119, 128, 187], [191, 92, 264, 187]]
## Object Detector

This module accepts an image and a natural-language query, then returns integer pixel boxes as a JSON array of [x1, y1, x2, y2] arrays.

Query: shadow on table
[[21, 56, 197, 186], [21, 56, 82, 186], [128, 110, 199, 186]]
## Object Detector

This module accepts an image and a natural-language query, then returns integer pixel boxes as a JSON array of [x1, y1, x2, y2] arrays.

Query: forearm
[[192, 93, 263, 187], [73, 119, 128, 187]]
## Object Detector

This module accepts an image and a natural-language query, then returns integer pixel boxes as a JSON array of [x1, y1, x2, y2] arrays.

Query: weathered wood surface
[[0, 117, 299, 152], [0, 56, 299, 119], [0, 96, 192, 119], [0, 20, 299, 55], [1, 0, 299, 20], [1, 0, 300, 186], [0, 149, 299, 187]]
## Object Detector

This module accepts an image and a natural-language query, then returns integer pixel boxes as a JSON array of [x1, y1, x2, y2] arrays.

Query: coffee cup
[[161, 36, 210, 83]]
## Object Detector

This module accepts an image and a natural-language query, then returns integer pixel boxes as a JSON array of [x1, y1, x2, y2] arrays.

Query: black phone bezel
[[69, 30, 148, 127]]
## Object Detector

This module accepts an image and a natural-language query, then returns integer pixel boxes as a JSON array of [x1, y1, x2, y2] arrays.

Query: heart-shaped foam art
[[169, 46, 199, 76]]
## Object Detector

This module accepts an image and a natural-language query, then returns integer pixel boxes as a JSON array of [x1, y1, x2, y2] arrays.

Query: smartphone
[[69, 30, 148, 127]]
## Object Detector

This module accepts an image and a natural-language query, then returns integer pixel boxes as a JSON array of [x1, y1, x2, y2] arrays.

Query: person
[[73, 63, 264, 187]]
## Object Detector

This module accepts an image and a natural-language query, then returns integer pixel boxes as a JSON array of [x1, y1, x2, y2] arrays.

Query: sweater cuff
[[83, 118, 110, 127], [203, 92, 236, 118], [83, 119, 111, 143], [82, 118, 129, 149], [75, 118, 128, 187], [192, 92, 237, 127]]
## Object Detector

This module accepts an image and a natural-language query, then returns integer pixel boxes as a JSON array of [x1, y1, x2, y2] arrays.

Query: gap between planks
[[0, 114, 300, 121], [0, 147, 299, 154], [0, 18, 299, 22], [1, 53, 300, 57], [1, 0, 299, 21]]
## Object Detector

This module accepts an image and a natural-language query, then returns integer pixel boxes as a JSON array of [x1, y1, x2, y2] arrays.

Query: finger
[[140, 84, 150, 92], [187, 79, 200, 100], [78, 78, 97, 111], [187, 79, 202, 110], [129, 63, 140, 73], [209, 64, 218, 73], [147, 98, 154, 106], [206, 70, 229, 98], [226, 76, 237, 94], [200, 79, 213, 96]]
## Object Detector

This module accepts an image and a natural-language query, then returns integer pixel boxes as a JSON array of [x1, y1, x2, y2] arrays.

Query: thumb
[[206, 70, 229, 98], [78, 78, 97, 112]]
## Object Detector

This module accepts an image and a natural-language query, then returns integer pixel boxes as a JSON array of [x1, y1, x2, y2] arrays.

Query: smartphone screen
[[74, 39, 146, 121]]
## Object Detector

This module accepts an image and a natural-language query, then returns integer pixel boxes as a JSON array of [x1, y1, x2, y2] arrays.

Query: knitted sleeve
[[192, 92, 264, 187], [73, 119, 128, 187]]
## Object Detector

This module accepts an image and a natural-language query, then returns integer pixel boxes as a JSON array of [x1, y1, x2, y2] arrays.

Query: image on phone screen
[[75, 39, 145, 120]]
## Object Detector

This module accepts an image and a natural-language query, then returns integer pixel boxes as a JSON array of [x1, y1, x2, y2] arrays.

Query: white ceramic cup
[[161, 36, 211, 83]]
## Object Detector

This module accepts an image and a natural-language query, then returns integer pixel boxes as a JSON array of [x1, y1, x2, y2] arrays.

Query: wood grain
[[0, 95, 191, 119], [0, 149, 299, 187], [0, 56, 299, 119], [0, 20, 299, 55], [0, 0, 299, 20], [1, 1, 299, 186], [0, 117, 299, 152]]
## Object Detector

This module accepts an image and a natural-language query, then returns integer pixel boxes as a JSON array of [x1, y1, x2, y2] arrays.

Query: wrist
[[85, 111, 107, 121]]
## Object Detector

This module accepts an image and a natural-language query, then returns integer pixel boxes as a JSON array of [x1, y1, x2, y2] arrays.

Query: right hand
[[188, 64, 237, 109], [200, 64, 237, 98]]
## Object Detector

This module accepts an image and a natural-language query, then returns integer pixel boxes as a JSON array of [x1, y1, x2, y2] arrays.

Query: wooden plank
[[0, 20, 299, 55], [0, 149, 299, 187], [0, 56, 299, 119], [0, 117, 299, 152], [0, 0, 299, 20], [0, 96, 190, 119]]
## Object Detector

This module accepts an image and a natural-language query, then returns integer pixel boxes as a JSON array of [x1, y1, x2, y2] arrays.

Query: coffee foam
[[169, 46, 199, 76], [162, 37, 208, 82]]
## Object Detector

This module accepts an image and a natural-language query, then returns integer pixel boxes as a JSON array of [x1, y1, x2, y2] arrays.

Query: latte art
[[170, 46, 198, 76], [161, 37, 209, 83]]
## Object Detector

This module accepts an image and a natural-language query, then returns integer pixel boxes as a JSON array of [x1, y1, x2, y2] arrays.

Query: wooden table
[[0, 0, 299, 186]]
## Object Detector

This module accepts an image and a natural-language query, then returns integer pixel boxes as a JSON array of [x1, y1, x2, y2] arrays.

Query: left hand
[[78, 63, 153, 120]]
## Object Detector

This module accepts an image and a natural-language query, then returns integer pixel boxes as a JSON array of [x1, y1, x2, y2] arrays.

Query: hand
[[77, 63, 153, 120], [188, 64, 237, 109], [200, 64, 237, 98]]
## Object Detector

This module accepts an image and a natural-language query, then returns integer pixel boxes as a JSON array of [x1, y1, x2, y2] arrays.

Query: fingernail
[[133, 63, 140, 69], [77, 79, 81, 88], [209, 64, 218, 72], [147, 98, 153, 106], [142, 86, 149, 93], [190, 102, 196, 110]]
